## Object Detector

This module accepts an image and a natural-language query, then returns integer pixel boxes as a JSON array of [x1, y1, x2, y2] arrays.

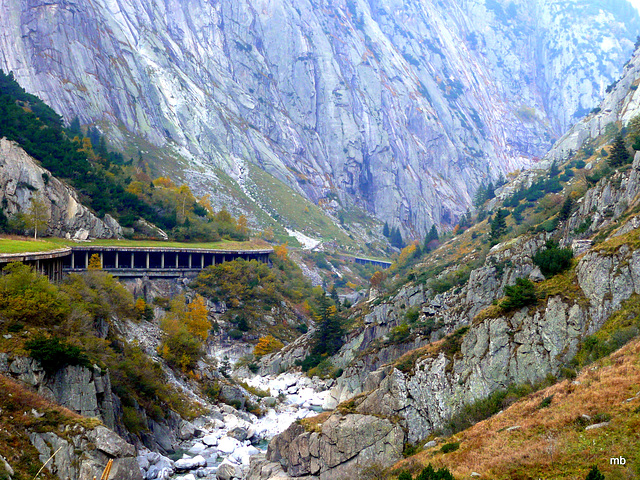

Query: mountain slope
[[0, 0, 637, 237], [246, 41, 640, 479], [393, 337, 640, 480]]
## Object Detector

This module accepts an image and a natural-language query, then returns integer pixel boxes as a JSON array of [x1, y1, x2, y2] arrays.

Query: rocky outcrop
[[248, 413, 403, 480], [257, 208, 640, 478], [1, 1, 637, 235], [547, 47, 640, 161], [320, 232, 549, 408], [0, 138, 122, 238], [29, 425, 141, 480], [0, 355, 117, 429]]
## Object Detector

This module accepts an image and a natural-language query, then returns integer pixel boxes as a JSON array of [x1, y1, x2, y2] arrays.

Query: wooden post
[[115, 251, 119, 269], [201, 254, 204, 268], [161, 252, 165, 268], [189, 253, 192, 268], [146, 252, 150, 269]]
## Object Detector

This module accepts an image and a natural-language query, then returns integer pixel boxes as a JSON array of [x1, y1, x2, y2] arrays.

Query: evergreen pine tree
[[559, 196, 574, 221], [473, 183, 487, 207], [585, 466, 604, 480], [490, 209, 508, 241], [549, 160, 560, 177], [609, 134, 631, 167], [312, 295, 344, 356], [497, 172, 506, 187], [87, 126, 100, 149], [391, 227, 404, 249], [383, 221, 390, 237], [330, 285, 339, 306], [68, 116, 81, 137], [424, 225, 439, 251], [486, 181, 495, 199]]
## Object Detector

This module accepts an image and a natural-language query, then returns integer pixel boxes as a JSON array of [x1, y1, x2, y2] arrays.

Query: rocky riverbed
[[138, 372, 330, 480]]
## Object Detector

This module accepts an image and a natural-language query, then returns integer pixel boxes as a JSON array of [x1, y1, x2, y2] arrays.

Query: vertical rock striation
[[0, 0, 637, 235]]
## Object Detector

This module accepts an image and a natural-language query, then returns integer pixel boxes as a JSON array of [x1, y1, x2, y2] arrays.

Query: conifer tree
[[486, 181, 495, 199], [609, 134, 631, 167], [585, 466, 604, 480], [490, 209, 508, 241], [383, 221, 390, 237], [559, 196, 574, 221], [312, 295, 344, 356], [424, 225, 439, 251], [474, 183, 487, 207], [390, 227, 404, 249]]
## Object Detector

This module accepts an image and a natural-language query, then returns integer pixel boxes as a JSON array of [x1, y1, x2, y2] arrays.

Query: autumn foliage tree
[[88, 253, 102, 270], [0, 262, 70, 326], [159, 294, 210, 372], [253, 335, 284, 357], [370, 271, 387, 289]]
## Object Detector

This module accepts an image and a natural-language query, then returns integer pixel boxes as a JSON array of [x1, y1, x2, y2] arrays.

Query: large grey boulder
[[29, 427, 142, 480], [87, 426, 136, 457], [265, 413, 403, 480]]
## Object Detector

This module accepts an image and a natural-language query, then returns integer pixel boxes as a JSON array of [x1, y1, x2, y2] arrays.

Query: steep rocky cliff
[[0, 137, 122, 239], [248, 53, 640, 476], [0, 0, 637, 236], [250, 157, 640, 479]]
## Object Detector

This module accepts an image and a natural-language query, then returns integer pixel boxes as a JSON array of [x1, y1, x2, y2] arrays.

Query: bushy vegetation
[[158, 295, 210, 372], [0, 263, 199, 432], [500, 278, 537, 310], [0, 262, 70, 326], [397, 464, 455, 480], [573, 295, 640, 368], [191, 245, 315, 339], [532, 241, 573, 277], [25, 336, 90, 375], [503, 177, 563, 208], [445, 378, 555, 435]]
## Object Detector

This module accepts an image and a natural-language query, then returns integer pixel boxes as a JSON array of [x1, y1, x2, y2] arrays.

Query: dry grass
[[394, 339, 640, 479], [594, 226, 640, 254], [473, 303, 504, 323], [299, 411, 333, 433]]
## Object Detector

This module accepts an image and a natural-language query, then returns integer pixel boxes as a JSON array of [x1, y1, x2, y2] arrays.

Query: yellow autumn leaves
[[159, 294, 210, 372]]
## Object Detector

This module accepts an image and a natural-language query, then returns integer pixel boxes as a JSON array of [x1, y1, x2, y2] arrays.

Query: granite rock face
[[0, 356, 117, 429], [0, 138, 122, 238], [0, 0, 637, 235], [29, 427, 142, 480], [252, 413, 403, 480]]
